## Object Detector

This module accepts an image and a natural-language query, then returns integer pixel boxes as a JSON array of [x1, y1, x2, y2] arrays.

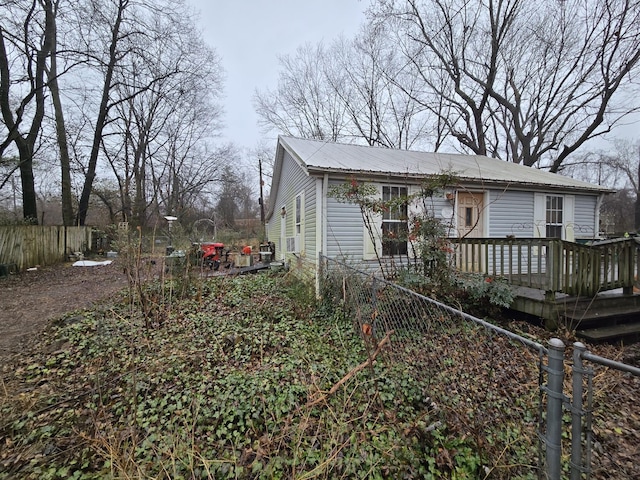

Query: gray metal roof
[[278, 136, 612, 193]]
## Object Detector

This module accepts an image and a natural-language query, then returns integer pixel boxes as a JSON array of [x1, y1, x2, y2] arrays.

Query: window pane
[[381, 186, 408, 256], [382, 221, 408, 256], [545, 195, 563, 238], [546, 225, 562, 238]]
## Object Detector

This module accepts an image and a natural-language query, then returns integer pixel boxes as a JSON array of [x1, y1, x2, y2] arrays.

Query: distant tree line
[[0, 0, 259, 230]]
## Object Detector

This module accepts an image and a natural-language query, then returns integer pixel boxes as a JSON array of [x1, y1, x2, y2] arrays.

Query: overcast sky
[[186, 1, 367, 150]]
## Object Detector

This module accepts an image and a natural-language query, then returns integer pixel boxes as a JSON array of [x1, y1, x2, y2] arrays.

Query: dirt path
[[0, 261, 128, 360]]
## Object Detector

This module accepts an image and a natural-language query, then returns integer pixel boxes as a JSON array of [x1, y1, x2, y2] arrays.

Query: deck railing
[[450, 237, 638, 297]]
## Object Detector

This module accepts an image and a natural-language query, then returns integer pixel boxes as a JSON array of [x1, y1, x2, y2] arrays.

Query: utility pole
[[259, 156, 266, 241]]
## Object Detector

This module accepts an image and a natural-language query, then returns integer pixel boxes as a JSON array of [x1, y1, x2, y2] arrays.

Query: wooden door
[[456, 192, 484, 271]]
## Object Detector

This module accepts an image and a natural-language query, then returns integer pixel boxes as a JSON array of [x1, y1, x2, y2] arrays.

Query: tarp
[[72, 260, 113, 267]]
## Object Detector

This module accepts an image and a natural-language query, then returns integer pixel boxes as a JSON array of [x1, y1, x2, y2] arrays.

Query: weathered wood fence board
[[0, 226, 93, 271]]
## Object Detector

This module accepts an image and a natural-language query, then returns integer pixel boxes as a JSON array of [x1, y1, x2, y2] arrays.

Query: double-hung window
[[546, 195, 563, 238], [382, 186, 408, 256]]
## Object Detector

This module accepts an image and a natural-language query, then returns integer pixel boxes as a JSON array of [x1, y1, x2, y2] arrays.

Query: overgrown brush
[[1, 273, 470, 479]]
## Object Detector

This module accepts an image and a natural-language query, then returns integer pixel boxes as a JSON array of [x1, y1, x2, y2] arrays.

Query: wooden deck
[[451, 237, 640, 340]]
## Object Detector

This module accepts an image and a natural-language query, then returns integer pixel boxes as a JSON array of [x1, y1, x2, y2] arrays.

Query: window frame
[[381, 185, 409, 257], [546, 195, 564, 239]]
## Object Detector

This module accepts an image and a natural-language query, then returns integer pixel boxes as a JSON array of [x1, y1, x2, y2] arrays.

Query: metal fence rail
[[318, 254, 640, 480]]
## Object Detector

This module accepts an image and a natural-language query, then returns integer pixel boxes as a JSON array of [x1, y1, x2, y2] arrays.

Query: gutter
[[306, 166, 613, 195]]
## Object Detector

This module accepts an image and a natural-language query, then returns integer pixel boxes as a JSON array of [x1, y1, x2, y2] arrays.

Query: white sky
[[186, 0, 367, 150]]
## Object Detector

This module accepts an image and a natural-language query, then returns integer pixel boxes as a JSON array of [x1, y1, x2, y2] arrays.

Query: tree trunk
[[636, 147, 640, 232], [47, 4, 74, 226], [16, 141, 38, 222], [76, 0, 127, 226]]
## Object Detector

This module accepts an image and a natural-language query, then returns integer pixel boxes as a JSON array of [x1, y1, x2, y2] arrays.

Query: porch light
[[445, 191, 456, 205]]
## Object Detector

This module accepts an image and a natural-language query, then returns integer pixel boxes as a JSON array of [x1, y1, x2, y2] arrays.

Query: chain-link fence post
[[371, 276, 378, 334], [546, 338, 565, 480], [571, 342, 587, 480]]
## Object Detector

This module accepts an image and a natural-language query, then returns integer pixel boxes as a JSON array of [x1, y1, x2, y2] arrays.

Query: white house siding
[[304, 175, 317, 262], [488, 190, 535, 238], [573, 195, 598, 239], [324, 180, 456, 266], [267, 151, 317, 264], [325, 178, 365, 260], [479, 190, 599, 275], [481, 190, 535, 275], [419, 193, 456, 236]]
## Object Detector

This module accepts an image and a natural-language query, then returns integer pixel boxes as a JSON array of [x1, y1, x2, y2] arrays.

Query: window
[[290, 193, 303, 253], [546, 195, 563, 238], [295, 194, 301, 236], [382, 186, 408, 256], [465, 207, 473, 227]]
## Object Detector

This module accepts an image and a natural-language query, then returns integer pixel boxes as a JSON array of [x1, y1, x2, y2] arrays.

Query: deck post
[[622, 239, 635, 295]]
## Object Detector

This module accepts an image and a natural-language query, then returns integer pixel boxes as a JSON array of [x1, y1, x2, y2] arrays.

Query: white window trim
[[533, 193, 575, 240], [294, 192, 304, 254], [363, 183, 411, 260]]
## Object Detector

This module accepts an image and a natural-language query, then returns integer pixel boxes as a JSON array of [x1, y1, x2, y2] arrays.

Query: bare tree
[[0, 0, 55, 222], [71, 0, 221, 225], [254, 24, 446, 150], [371, 0, 640, 170], [0, 0, 226, 227], [254, 43, 348, 141], [70, 0, 128, 225], [607, 142, 639, 221], [326, 25, 432, 149], [214, 161, 259, 230], [45, 0, 75, 225], [560, 136, 640, 234]]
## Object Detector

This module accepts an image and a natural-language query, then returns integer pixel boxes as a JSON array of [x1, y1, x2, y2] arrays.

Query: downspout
[[322, 173, 328, 256], [595, 193, 604, 239], [315, 173, 329, 296]]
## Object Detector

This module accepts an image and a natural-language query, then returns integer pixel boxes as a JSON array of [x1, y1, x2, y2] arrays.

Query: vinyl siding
[[326, 181, 456, 262], [266, 151, 317, 264], [488, 190, 535, 238], [574, 195, 598, 239], [326, 179, 365, 260]]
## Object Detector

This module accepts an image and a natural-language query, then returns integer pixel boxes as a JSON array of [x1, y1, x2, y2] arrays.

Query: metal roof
[[278, 136, 612, 194]]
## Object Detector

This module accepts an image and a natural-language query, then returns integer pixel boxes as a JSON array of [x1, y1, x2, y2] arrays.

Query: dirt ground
[[0, 260, 128, 360]]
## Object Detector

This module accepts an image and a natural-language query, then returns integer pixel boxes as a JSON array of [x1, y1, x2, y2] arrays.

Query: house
[[265, 136, 612, 272]]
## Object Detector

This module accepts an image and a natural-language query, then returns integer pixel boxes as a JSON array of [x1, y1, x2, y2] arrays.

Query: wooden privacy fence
[[451, 237, 638, 297], [0, 226, 93, 272]]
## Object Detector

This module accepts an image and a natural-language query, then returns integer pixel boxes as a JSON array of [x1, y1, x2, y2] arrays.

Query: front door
[[457, 192, 484, 238], [456, 192, 485, 271]]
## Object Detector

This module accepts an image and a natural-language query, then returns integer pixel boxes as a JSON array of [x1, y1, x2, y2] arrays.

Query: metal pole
[[258, 156, 266, 242], [546, 338, 565, 480], [571, 342, 587, 480]]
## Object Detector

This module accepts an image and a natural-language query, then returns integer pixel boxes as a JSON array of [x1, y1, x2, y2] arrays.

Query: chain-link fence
[[570, 343, 640, 479], [319, 255, 550, 479], [318, 254, 640, 479]]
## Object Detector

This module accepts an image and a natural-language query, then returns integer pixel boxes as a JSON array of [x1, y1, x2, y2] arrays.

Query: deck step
[[562, 303, 640, 324], [576, 322, 640, 342]]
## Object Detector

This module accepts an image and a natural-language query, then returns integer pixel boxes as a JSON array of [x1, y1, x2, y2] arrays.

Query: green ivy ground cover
[[0, 273, 478, 479]]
